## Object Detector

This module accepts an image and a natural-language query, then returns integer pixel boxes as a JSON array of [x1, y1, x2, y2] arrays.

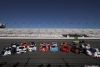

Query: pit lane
[[0, 39, 100, 67]]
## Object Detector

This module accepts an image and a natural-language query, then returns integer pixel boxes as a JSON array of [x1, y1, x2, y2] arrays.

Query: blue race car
[[86, 48, 100, 58], [50, 45, 58, 52], [1, 46, 14, 57], [71, 43, 79, 52]]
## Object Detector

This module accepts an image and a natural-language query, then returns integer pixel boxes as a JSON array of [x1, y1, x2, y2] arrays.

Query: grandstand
[[0, 28, 100, 38]]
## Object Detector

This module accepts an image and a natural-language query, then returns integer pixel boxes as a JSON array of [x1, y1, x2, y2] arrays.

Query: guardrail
[[0, 37, 100, 39], [0, 37, 75, 39]]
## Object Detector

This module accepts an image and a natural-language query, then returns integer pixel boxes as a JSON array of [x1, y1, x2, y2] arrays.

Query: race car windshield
[[42, 46, 46, 48], [51, 46, 55, 47], [13, 43, 16, 45], [64, 46, 68, 48], [84, 44, 87, 46], [90, 48, 96, 52], [19, 47, 24, 49], [31, 42, 35, 44], [73, 44, 77, 46], [6, 49, 11, 51], [23, 43, 26, 44], [30, 46, 34, 47], [41, 43, 43, 44]]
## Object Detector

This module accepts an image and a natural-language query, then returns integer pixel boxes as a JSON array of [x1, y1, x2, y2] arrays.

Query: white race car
[[82, 43, 90, 49], [16, 46, 27, 54], [29, 45, 37, 52], [86, 48, 100, 58]]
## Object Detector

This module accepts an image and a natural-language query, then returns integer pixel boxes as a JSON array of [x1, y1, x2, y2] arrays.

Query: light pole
[[70, 23, 72, 29], [79, 23, 80, 29], [55, 23, 56, 29], [94, 23, 96, 29], [38, 23, 40, 29], [47, 23, 48, 28], [86, 23, 88, 29], [62, 23, 64, 34], [15, 23, 16, 28], [86, 23, 88, 35], [5, 23, 7, 28], [38, 23, 41, 37], [62, 23, 64, 28], [22, 23, 24, 28], [47, 23, 48, 34], [31, 23, 32, 28], [55, 23, 56, 37], [55, 23, 56, 32]]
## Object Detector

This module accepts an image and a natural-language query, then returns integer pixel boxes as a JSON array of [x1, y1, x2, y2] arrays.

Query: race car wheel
[[17, 52, 21, 54], [75, 49, 79, 54]]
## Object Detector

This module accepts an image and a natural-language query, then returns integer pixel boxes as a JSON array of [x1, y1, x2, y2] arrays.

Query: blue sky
[[0, 0, 100, 28]]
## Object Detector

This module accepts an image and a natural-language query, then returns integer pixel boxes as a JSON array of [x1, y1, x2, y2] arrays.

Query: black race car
[[10, 43, 19, 54], [1, 46, 14, 56]]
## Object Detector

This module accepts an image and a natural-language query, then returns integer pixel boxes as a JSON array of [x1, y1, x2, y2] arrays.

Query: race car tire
[[16, 52, 21, 54]]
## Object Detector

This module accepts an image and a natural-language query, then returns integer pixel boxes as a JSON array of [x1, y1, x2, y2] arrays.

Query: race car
[[28, 42, 37, 52], [28, 44, 37, 52], [60, 45, 72, 52], [11, 43, 19, 48], [21, 42, 29, 47], [51, 42, 57, 46], [10, 43, 19, 54], [16, 46, 27, 54], [40, 45, 48, 52], [60, 42, 68, 46], [81, 43, 90, 53], [82, 43, 90, 49], [86, 48, 100, 58], [72, 40, 84, 44], [1, 46, 14, 56], [50, 45, 58, 52], [71, 45, 83, 54]]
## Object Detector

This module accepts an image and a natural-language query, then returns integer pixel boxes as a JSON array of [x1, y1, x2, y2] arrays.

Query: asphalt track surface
[[0, 39, 100, 67]]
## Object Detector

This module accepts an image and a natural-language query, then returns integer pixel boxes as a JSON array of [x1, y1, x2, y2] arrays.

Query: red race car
[[21, 42, 29, 47], [40, 45, 48, 52], [60, 45, 72, 52]]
